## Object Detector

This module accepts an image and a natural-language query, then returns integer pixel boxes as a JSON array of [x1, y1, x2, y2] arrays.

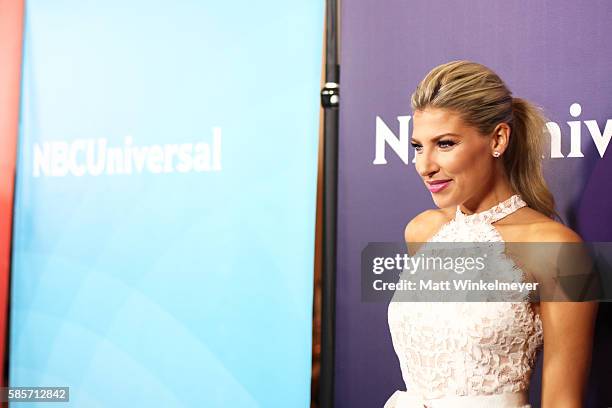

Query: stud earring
[[493, 151, 501, 158]]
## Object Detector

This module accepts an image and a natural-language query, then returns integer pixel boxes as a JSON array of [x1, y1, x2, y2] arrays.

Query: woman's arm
[[540, 300, 598, 408], [533, 223, 599, 408]]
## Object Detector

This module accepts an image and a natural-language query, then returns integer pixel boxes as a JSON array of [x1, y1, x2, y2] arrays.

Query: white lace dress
[[386, 195, 543, 408]]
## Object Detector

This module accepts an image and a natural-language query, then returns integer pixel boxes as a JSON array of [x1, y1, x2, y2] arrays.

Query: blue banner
[[11, 1, 322, 407]]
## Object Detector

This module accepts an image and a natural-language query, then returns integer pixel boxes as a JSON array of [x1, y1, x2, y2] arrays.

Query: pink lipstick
[[426, 179, 452, 193]]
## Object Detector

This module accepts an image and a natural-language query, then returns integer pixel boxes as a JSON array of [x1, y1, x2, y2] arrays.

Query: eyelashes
[[438, 140, 456, 148], [410, 142, 423, 152], [410, 140, 457, 152]]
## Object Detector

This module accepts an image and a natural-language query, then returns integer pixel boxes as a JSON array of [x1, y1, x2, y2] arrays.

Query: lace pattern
[[387, 195, 544, 402]]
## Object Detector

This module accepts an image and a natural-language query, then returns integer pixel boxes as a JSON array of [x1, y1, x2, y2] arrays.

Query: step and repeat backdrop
[[10, 1, 322, 407], [336, 1, 612, 407]]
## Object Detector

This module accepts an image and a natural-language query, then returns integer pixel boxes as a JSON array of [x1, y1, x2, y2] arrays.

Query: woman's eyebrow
[[411, 133, 461, 144]]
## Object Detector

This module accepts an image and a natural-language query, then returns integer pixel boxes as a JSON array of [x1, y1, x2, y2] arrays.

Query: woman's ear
[[490, 123, 511, 155]]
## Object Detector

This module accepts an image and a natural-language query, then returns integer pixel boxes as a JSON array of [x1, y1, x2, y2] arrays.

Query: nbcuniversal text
[[373, 103, 612, 165], [32, 128, 222, 177]]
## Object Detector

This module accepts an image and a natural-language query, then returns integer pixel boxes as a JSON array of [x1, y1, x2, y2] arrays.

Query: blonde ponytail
[[506, 98, 557, 218]]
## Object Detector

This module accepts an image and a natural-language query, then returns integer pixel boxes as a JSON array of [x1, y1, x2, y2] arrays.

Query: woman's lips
[[426, 179, 452, 193]]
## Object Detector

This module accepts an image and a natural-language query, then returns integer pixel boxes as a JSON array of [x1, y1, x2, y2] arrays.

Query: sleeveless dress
[[386, 194, 543, 408]]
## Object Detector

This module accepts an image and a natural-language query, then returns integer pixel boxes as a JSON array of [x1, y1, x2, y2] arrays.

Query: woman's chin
[[431, 195, 445, 208], [430, 193, 457, 209]]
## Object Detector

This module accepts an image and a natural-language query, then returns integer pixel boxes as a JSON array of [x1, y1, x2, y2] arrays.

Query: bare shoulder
[[509, 207, 582, 243], [497, 206, 581, 243], [528, 220, 582, 243], [404, 207, 454, 243], [504, 208, 587, 292]]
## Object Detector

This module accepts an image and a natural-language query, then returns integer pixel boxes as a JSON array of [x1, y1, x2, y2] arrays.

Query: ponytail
[[506, 98, 557, 219]]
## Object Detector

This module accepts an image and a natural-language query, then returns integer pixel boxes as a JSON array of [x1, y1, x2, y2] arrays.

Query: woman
[[386, 61, 598, 408]]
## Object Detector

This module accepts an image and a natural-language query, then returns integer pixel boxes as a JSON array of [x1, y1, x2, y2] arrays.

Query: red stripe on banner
[[0, 0, 25, 393]]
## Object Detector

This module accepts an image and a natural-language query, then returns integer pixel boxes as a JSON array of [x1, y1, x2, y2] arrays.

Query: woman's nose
[[415, 152, 439, 177]]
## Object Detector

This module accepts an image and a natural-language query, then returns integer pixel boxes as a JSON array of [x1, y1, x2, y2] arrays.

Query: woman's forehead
[[412, 108, 471, 139]]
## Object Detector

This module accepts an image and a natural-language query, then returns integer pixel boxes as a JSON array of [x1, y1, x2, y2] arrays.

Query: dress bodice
[[386, 195, 543, 408]]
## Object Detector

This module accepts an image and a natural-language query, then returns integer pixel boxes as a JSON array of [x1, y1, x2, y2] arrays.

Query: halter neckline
[[455, 194, 527, 225]]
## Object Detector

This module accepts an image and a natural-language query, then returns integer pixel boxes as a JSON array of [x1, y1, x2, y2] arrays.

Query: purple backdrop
[[336, 1, 612, 407]]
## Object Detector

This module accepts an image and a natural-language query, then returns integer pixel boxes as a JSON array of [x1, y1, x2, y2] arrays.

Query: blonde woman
[[386, 61, 598, 408]]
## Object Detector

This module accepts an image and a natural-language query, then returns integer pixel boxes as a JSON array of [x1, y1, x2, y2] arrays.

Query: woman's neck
[[460, 178, 516, 215]]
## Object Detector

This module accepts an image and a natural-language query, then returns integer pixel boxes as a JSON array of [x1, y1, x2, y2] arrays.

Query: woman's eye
[[438, 140, 456, 149], [410, 142, 423, 152]]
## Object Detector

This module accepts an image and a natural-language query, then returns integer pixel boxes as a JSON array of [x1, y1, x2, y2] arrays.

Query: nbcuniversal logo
[[373, 103, 612, 164], [32, 127, 222, 177]]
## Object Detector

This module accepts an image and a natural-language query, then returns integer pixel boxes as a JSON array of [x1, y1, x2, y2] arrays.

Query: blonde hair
[[411, 60, 557, 219]]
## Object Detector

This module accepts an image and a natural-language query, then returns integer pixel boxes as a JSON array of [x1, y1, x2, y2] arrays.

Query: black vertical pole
[[320, 0, 339, 407]]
